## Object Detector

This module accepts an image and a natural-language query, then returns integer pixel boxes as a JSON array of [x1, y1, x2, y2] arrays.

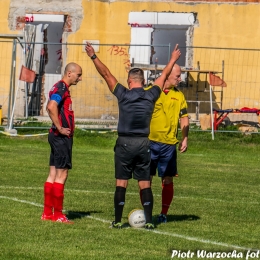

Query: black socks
[[114, 186, 126, 223], [114, 186, 153, 224], [141, 187, 154, 224]]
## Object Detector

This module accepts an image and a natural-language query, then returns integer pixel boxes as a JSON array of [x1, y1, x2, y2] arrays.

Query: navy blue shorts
[[150, 141, 177, 177], [48, 131, 73, 169], [114, 136, 151, 181]]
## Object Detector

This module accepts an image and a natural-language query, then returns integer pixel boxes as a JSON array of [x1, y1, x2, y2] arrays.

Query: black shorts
[[48, 131, 73, 169], [114, 136, 151, 181]]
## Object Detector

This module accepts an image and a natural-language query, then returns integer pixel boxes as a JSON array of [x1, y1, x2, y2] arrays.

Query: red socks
[[43, 182, 53, 216], [52, 182, 65, 218], [161, 182, 174, 215]]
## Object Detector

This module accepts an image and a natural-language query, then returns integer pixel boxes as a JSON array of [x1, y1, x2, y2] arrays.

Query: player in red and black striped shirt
[[41, 62, 82, 223]]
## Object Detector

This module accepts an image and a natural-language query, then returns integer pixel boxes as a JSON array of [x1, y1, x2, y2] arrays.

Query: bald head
[[63, 62, 82, 86], [164, 63, 181, 90], [64, 62, 80, 74], [172, 63, 181, 72]]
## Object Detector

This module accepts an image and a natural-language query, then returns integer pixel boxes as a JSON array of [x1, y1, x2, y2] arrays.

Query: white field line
[[0, 195, 258, 251], [0, 195, 43, 207], [0, 186, 259, 205]]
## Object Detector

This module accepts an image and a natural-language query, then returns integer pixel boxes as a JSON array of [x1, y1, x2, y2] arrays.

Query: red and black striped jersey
[[48, 80, 75, 137]]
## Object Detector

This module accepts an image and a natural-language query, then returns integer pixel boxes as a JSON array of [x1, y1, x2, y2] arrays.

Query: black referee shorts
[[48, 131, 73, 169], [114, 136, 151, 181]]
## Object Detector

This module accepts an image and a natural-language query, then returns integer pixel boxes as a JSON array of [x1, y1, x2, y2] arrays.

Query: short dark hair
[[128, 68, 144, 82]]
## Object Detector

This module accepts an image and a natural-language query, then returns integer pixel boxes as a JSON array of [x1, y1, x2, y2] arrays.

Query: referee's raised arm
[[85, 42, 118, 92], [154, 44, 181, 89]]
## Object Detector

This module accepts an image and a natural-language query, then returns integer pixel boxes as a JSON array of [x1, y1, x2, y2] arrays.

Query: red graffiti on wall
[[25, 15, 34, 22], [107, 45, 128, 57], [123, 59, 131, 72], [56, 49, 62, 60], [56, 39, 62, 60], [107, 45, 131, 72], [128, 23, 152, 28]]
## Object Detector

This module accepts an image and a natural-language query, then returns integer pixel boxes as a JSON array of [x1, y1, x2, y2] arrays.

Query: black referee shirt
[[113, 83, 161, 137]]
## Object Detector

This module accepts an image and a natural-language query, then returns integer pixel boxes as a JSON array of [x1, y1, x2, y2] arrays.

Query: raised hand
[[171, 44, 181, 62], [85, 42, 95, 58]]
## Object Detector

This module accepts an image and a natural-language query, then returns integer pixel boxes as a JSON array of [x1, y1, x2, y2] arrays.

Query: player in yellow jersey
[[149, 63, 189, 223]]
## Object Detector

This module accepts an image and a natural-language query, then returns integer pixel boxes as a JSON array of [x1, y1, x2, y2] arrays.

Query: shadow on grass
[[155, 214, 200, 226], [66, 210, 102, 220]]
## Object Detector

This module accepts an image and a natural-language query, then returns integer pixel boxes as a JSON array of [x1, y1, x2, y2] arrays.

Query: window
[[128, 12, 197, 79]]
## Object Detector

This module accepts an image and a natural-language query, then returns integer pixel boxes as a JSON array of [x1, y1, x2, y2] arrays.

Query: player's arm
[[85, 42, 117, 92], [46, 99, 71, 137], [178, 116, 189, 153], [154, 44, 181, 89]]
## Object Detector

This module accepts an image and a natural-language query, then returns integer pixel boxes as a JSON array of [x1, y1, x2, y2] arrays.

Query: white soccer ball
[[128, 209, 146, 228]]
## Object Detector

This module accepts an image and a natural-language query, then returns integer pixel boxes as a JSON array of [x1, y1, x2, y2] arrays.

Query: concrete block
[[4, 128, 17, 135], [199, 114, 212, 130]]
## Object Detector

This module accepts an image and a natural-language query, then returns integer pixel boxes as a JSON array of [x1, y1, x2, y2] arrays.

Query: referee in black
[[85, 42, 181, 229]]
